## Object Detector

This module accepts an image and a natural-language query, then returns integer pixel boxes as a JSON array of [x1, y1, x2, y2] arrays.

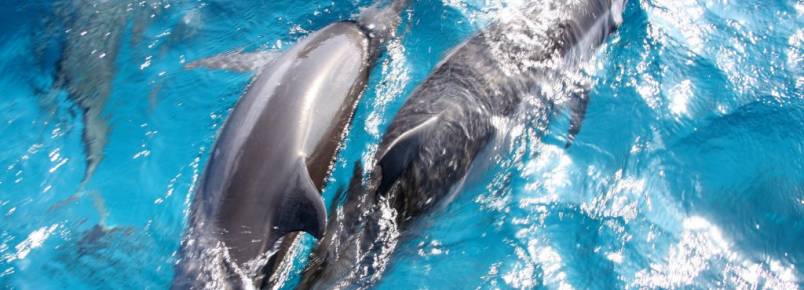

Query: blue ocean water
[[0, 0, 802, 289]]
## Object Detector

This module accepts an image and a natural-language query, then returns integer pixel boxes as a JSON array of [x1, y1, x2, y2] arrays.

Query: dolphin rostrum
[[172, 1, 408, 288], [298, 0, 627, 288]]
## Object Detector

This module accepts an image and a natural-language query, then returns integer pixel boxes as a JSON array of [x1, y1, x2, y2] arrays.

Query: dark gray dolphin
[[298, 0, 626, 288], [172, 1, 408, 288]]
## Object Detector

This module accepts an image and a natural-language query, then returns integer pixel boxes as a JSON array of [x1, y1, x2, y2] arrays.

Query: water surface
[[0, 0, 801, 289]]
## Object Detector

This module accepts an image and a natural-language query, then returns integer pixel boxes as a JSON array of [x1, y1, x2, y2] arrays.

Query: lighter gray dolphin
[[298, 0, 627, 288], [48, 0, 161, 224], [172, 1, 408, 289]]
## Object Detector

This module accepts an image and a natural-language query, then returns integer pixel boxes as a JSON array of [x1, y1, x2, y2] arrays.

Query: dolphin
[[48, 0, 160, 224], [172, 1, 408, 288], [297, 0, 627, 288]]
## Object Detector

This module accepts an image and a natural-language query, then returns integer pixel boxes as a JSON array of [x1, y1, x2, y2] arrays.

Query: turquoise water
[[1, 0, 802, 289]]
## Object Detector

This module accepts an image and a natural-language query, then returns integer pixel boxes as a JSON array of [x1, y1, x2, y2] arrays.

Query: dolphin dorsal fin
[[377, 115, 438, 193], [186, 49, 280, 72], [276, 159, 327, 239]]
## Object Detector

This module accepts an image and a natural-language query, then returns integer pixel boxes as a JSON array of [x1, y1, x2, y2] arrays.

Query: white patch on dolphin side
[[612, 0, 625, 26]]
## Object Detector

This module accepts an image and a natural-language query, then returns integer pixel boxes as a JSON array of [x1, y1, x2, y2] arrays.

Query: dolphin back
[[298, 0, 628, 288], [174, 5, 412, 285]]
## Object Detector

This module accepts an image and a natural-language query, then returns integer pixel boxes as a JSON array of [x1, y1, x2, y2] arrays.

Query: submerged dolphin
[[49, 0, 160, 223], [172, 1, 408, 288], [298, 0, 626, 288]]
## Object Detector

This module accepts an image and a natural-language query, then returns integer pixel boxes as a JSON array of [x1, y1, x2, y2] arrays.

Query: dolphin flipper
[[277, 159, 327, 239], [186, 50, 280, 72], [565, 91, 589, 148]]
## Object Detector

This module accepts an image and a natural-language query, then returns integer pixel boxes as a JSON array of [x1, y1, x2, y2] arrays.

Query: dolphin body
[[172, 1, 408, 288], [48, 0, 160, 223], [298, 0, 626, 288]]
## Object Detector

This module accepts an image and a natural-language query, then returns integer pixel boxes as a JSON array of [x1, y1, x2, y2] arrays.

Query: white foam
[[14, 225, 58, 260]]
